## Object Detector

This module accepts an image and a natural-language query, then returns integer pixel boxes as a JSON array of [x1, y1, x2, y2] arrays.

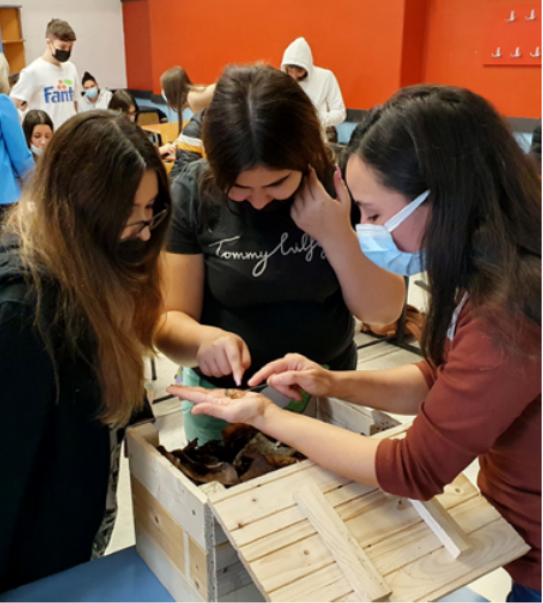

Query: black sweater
[[0, 235, 112, 592]]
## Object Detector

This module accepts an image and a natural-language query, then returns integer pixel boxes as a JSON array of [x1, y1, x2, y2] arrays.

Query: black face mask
[[52, 47, 71, 63], [118, 238, 149, 265]]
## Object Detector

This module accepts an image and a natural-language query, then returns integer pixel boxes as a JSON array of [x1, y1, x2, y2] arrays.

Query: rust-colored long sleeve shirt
[[376, 303, 541, 590]]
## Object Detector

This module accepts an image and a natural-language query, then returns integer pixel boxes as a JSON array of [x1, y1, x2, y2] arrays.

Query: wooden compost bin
[[127, 398, 529, 602]]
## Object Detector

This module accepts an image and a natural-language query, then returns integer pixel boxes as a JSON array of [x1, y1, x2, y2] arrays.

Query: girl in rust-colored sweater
[[169, 85, 541, 602]]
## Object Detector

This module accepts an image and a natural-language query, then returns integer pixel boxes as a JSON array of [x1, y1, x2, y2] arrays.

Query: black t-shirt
[[168, 159, 356, 387]]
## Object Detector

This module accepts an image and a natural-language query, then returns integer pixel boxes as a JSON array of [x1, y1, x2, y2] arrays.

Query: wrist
[[196, 325, 225, 349], [251, 400, 283, 431], [320, 225, 357, 256]]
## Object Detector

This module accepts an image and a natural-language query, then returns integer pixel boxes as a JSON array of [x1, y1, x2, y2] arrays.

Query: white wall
[[18, 0, 127, 89]]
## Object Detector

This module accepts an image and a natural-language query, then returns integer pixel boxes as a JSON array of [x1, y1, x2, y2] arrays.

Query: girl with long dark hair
[[155, 64, 405, 444], [170, 85, 541, 602], [0, 111, 171, 590], [22, 109, 54, 158]]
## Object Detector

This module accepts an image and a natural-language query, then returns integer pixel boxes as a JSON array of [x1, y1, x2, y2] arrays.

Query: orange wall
[[122, 0, 153, 91], [123, 0, 541, 117], [400, 0, 429, 87], [125, 0, 407, 110], [424, 0, 541, 117]]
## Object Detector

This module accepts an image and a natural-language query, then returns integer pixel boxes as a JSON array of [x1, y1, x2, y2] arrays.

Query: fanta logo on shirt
[[44, 79, 74, 104]]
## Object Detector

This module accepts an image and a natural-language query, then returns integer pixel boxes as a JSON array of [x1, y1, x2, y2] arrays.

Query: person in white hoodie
[[281, 37, 346, 133]]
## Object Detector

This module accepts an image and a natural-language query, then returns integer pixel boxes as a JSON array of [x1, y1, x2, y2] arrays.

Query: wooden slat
[[188, 535, 209, 600], [317, 397, 401, 435], [131, 476, 186, 576], [219, 583, 265, 602], [235, 480, 377, 551], [135, 526, 204, 603], [409, 498, 471, 558], [216, 560, 255, 598], [294, 483, 392, 602], [244, 489, 489, 596], [210, 462, 352, 533], [242, 475, 475, 565], [384, 520, 528, 602], [369, 497, 499, 575], [127, 428, 209, 549], [332, 519, 529, 603]]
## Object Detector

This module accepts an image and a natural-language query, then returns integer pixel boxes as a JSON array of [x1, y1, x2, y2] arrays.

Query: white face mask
[[31, 144, 44, 157], [355, 190, 430, 276]]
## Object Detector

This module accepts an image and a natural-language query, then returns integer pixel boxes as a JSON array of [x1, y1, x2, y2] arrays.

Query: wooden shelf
[[0, 6, 25, 71]]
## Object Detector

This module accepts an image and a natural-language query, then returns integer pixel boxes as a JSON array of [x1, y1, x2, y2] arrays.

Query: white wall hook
[[491, 47, 502, 58], [525, 9, 536, 20], [530, 47, 541, 57], [505, 10, 516, 21], [510, 47, 522, 57]]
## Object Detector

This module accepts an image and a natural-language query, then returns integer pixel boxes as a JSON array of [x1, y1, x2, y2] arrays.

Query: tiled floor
[[106, 277, 512, 602]]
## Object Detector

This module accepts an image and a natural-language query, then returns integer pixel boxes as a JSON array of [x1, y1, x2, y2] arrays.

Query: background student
[[109, 90, 176, 159], [22, 110, 54, 158], [155, 64, 404, 444], [0, 54, 34, 218], [171, 84, 541, 603], [160, 66, 212, 177], [161, 66, 215, 127], [108, 89, 138, 121], [10, 19, 79, 129], [79, 71, 112, 112], [281, 37, 346, 140], [0, 111, 171, 591]]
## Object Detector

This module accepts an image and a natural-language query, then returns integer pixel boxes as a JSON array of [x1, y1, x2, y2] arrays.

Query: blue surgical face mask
[[85, 86, 99, 99], [355, 190, 430, 276]]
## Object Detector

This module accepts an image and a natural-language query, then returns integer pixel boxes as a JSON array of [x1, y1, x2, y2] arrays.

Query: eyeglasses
[[124, 207, 169, 238]]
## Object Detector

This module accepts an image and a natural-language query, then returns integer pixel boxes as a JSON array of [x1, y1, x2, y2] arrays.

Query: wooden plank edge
[[410, 498, 471, 559], [294, 482, 392, 602], [135, 525, 204, 603]]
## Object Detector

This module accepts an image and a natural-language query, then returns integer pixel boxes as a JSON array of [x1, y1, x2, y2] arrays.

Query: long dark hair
[[108, 90, 138, 115], [22, 109, 54, 147], [352, 84, 541, 365], [202, 64, 333, 199], [160, 66, 193, 134], [6, 110, 171, 425]]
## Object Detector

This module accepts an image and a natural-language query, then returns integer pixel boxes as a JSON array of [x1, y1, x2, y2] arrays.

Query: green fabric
[[181, 368, 229, 444], [180, 367, 315, 445]]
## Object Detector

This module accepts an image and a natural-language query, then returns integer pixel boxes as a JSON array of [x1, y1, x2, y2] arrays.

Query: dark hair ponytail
[[353, 84, 541, 365]]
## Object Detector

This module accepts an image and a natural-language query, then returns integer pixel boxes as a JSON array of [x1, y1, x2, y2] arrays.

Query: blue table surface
[[0, 546, 489, 602]]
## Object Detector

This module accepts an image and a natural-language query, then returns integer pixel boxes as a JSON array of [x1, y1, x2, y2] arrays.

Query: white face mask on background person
[[85, 87, 99, 99], [31, 144, 44, 157], [355, 190, 430, 276]]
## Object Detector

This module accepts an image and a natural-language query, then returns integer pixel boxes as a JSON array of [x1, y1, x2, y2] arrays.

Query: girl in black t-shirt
[[155, 64, 405, 444]]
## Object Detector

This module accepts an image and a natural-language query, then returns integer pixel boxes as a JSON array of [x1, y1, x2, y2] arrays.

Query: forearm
[[320, 107, 346, 128], [323, 229, 405, 324], [154, 311, 218, 366], [253, 405, 380, 487], [329, 364, 429, 415]]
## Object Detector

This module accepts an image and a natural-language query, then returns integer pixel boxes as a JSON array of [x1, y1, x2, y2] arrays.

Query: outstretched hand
[[166, 385, 272, 426], [248, 353, 335, 400]]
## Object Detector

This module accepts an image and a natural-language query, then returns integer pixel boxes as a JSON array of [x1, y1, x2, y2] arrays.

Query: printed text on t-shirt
[[209, 233, 326, 277]]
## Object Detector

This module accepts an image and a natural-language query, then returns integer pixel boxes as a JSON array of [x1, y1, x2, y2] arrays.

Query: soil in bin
[[157, 423, 306, 487]]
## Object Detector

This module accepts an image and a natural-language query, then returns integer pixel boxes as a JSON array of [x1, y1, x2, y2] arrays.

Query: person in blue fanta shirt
[[10, 19, 79, 129], [0, 54, 34, 220]]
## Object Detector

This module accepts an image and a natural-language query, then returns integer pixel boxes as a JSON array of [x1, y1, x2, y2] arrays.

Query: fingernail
[[234, 375, 241, 386]]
